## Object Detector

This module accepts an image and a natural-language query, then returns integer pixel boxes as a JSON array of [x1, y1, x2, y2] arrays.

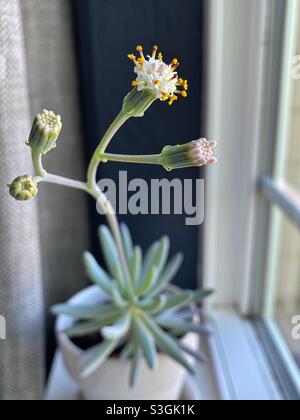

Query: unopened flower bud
[[27, 109, 62, 155], [9, 175, 38, 201], [161, 139, 217, 171]]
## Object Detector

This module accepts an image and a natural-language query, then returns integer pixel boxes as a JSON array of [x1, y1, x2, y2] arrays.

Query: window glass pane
[[275, 216, 300, 369], [287, 7, 300, 190]]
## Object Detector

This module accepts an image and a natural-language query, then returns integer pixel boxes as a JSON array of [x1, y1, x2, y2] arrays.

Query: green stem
[[32, 150, 46, 177], [87, 109, 133, 297], [102, 153, 162, 166], [87, 110, 130, 190]]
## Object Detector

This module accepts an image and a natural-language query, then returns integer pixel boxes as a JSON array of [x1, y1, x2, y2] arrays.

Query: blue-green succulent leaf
[[102, 311, 132, 341], [64, 317, 119, 338], [51, 303, 118, 320], [163, 291, 194, 311], [193, 289, 214, 302], [83, 252, 114, 297], [132, 315, 157, 370], [138, 296, 167, 315], [130, 346, 143, 388], [121, 223, 134, 262], [81, 339, 118, 378], [137, 266, 159, 297], [98, 225, 125, 290], [130, 246, 142, 287], [156, 315, 211, 336], [147, 253, 183, 298], [140, 313, 194, 374]]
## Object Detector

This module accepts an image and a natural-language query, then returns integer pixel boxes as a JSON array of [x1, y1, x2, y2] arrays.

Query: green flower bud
[[122, 88, 157, 118], [161, 139, 217, 171], [9, 175, 38, 201], [27, 109, 62, 155]]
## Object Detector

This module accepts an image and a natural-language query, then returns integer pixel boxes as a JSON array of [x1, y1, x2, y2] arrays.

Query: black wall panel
[[73, 0, 205, 289]]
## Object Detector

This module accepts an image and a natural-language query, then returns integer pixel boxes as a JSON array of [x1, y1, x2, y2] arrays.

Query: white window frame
[[200, 0, 300, 400]]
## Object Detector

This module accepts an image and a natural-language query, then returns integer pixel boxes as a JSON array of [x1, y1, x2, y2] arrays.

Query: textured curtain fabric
[[21, 0, 90, 362], [0, 0, 44, 400], [0, 0, 89, 399]]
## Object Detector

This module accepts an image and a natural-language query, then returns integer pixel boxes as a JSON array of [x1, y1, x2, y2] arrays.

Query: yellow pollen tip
[[172, 59, 179, 65], [154, 80, 161, 86], [138, 57, 145, 64], [128, 54, 137, 61], [132, 81, 139, 87], [182, 91, 188, 98], [168, 95, 178, 106], [136, 45, 143, 52], [158, 53, 163, 61]]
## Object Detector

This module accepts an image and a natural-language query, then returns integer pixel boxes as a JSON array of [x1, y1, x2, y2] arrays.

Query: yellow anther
[[137, 57, 145, 65], [162, 94, 169, 102], [168, 95, 178, 106], [136, 45, 143, 51], [158, 53, 163, 61], [132, 81, 139, 87], [181, 91, 188, 98], [154, 80, 161, 86], [172, 58, 179, 65]]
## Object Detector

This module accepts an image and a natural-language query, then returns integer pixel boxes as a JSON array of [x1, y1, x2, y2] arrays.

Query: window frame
[[202, 0, 300, 400]]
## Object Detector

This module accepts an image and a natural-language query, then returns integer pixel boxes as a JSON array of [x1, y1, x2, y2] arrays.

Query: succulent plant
[[52, 224, 213, 386]]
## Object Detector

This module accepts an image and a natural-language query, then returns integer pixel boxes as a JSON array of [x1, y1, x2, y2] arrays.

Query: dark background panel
[[73, 0, 205, 289]]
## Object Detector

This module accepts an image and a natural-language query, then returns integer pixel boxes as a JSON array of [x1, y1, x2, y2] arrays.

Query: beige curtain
[[21, 0, 90, 314], [0, 0, 44, 400], [0, 0, 90, 399]]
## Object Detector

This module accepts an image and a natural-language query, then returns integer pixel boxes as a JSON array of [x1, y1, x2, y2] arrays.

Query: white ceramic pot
[[56, 285, 198, 401]]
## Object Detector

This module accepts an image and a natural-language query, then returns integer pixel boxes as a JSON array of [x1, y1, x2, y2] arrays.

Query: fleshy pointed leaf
[[138, 296, 167, 315], [130, 246, 142, 287], [140, 313, 194, 374], [81, 339, 118, 378], [130, 347, 143, 388], [64, 317, 118, 337], [111, 287, 127, 308], [140, 241, 159, 280], [51, 303, 118, 321], [120, 340, 134, 360], [132, 316, 157, 370], [147, 253, 184, 298], [98, 225, 125, 289], [193, 289, 214, 302], [102, 311, 132, 341], [179, 342, 208, 364], [157, 316, 212, 336], [83, 252, 114, 297], [141, 236, 169, 283], [121, 223, 134, 262], [137, 266, 159, 297], [163, 291, 194, 311]]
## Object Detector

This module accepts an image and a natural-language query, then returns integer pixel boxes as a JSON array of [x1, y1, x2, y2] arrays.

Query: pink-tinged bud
[[189, 139, 218, 166], [161, 139, 218, 171]]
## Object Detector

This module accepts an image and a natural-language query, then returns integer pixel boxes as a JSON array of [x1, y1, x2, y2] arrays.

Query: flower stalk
[[9, 44, 218, 299]]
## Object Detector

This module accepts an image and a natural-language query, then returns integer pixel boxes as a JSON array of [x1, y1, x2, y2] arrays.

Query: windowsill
[[196, 307, 284, 400]]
